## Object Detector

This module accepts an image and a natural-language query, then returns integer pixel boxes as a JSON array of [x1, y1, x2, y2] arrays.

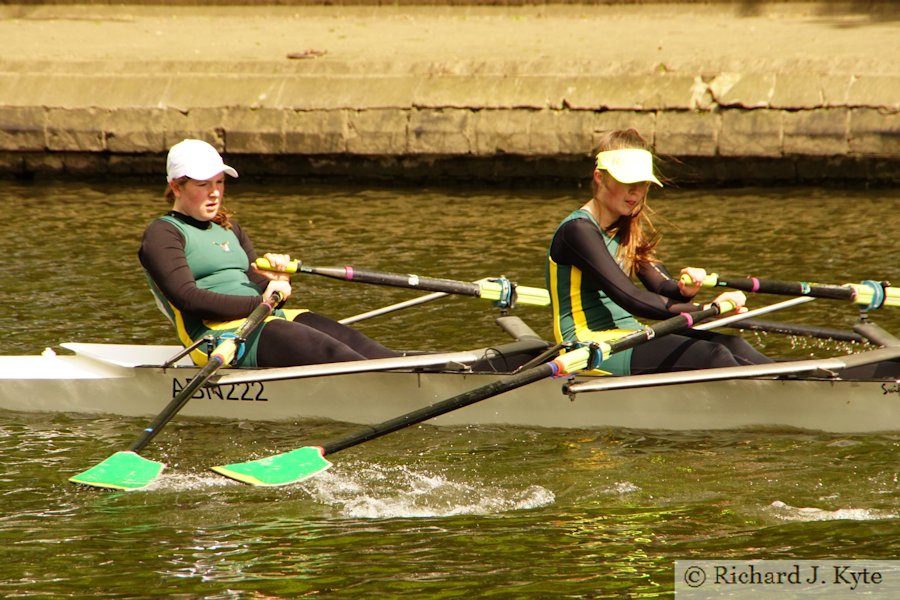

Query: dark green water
[[1, 182, 897, 598]]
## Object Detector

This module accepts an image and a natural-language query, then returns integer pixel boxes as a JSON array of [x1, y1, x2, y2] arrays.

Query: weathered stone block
[[848, 76, 900, 110], [408, 108, 473, 155], [715, 73, 775, 109], [413, 75, 562, 110], [45, 108, 105, 152], [279, 77, 416, 110], [783, 109, 848, 156], [849, 108, 900, 156], [415, 76, 503, 109], [346, 109, 408, 154], [105, 108, 166, 153], [565, 76, 679, 111], [353, 78, 418, 109], [87, 75, 170, 109], [11, 73, 165, 109], [162, 108, 228, 149], [162, 75, 282, 110], [473, 109, 533, 155], [720, 110, 782, 157], [0, 106, 45, 151], [1, 74, 67, 108], [771, 74, 851, 109], [284, 109, 346, 154], [226, 108, 286, 154], [688, 75, 718, 112], [526, 109, 596, 155], [651, 74, 699, 110], [656, 111, 719, 156], [511, 77, 566, 110], [512, 77, 570, 111]]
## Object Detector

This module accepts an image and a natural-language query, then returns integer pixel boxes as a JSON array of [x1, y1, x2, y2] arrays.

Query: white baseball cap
[[595, 148, 662, 187], [166, 139, 239, 183]]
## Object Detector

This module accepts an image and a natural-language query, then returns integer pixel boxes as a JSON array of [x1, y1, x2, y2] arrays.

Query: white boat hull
[[1, 343, 898, 433]]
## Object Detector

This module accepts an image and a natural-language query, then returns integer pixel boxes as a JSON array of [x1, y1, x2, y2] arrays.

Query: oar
[[566, 344, 900, 395], [685, 273, 898, 310], [338, 291, 449, 325], [695, 296, 815, 330], [69, 292, 283, 491], [693, 295, 870, 343], [729, 319, 865, 343], [209, 301, 733, 487], [255, 258, 550, 308]]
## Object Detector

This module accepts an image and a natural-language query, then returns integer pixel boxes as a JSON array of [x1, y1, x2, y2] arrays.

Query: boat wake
[[301, 462, 555, 519], [768, 500, 898, 522], [125, 464, 555, 520]]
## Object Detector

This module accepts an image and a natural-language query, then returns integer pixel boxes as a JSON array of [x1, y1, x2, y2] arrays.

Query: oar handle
[[255, 257, 300, 273], [684, 273, 897, 309]]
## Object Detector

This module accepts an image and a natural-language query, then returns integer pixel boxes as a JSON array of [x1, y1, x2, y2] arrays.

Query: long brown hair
[[164, 176, 235, 230], [592, 129, 661, 276]]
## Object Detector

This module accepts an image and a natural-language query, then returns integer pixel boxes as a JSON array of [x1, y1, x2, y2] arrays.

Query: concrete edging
[[1, 2, 898, 184]]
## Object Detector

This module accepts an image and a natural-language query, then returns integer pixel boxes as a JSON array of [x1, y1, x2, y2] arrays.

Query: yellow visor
[[595, 149, 662, 187]]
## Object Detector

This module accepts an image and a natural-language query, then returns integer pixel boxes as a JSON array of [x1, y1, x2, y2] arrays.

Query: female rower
[[139, 138, 398, 367], [546, 128, 772, 375]]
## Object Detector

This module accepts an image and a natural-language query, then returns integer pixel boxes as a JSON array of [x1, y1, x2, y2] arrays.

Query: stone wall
[[1, 2, 897, 185], [2, 69, 896, 185]]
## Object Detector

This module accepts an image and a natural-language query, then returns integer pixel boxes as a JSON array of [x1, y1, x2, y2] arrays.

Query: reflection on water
[[0, 181, 898, 598]]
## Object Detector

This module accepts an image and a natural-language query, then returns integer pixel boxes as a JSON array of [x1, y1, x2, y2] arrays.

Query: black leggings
[[630, 329, 773, 375], [256, 312, 399, 367]]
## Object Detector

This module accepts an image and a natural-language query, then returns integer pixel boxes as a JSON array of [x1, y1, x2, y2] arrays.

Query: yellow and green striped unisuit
[[546, 209, 643, 376]]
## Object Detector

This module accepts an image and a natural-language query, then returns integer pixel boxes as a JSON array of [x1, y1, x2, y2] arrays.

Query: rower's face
[[599, 172, 650, 217], [171, 174, 226, 221]]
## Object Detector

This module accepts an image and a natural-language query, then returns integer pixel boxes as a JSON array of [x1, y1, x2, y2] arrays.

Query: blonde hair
[[592, 129, 661, 276], [164, 176, 235, 230]]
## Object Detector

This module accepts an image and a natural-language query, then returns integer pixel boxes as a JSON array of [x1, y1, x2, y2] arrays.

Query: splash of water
[[302, 462, 555, 518], [768, 500, 898, 522]]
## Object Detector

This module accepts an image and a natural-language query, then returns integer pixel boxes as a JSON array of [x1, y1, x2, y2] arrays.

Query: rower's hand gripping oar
[[209, 301, 734, 487], [255, 258, 550, 308], [683, 273, 898, 310], [69, 291, 284, 491]]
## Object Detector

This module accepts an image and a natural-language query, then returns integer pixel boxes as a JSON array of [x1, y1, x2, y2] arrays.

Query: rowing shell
[[1, 341, 898, 433]]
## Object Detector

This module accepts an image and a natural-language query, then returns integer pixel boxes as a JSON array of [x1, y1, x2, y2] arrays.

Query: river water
[[1, 181, 898, 598]]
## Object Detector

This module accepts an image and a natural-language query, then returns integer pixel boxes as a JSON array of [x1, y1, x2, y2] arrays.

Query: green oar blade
[[68, 451, 164, 491], [210, 446, 332, 487]]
